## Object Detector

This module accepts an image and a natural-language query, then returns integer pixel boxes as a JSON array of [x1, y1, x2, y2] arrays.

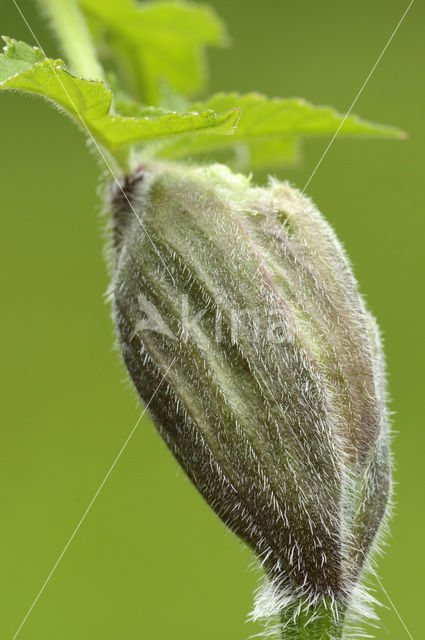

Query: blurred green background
[[0, 0, 423, 638]]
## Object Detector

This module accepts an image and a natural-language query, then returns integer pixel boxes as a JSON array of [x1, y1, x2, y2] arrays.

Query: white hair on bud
[[110, 161, 392, 640]]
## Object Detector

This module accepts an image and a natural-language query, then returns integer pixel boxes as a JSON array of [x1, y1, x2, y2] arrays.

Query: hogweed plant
[[1, 1, 404, 638]]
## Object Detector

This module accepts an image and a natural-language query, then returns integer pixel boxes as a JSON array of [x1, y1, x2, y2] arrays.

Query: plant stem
[[280, 601, 346, 639], [38, 0, 104, 80]]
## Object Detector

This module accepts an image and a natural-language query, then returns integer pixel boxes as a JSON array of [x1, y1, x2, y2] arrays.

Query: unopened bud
[[109, 162, 391, 637]]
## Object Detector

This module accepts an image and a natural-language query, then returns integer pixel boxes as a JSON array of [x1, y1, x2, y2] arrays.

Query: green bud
[[108, 162, 391, 638]]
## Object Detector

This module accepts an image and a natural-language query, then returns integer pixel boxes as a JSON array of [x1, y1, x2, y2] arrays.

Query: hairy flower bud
[[108, 162, 391, 637]]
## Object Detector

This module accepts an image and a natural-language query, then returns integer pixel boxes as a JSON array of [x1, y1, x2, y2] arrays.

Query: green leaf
[[0, 38, 45, 79], [78, 0, 228, 105], [148, 92, 405, 170], [0, 38, 239, 169]]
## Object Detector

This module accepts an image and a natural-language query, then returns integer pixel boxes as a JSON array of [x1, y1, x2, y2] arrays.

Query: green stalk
[[37, 0, 132, 170], [38, 0, 104, 80], [280, 601, 346, 639]]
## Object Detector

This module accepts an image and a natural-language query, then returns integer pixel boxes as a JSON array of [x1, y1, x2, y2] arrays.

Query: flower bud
[[108, 162, 391, 637]]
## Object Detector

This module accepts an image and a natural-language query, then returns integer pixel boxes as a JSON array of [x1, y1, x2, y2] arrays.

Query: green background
[[0, 1, 423, 638]]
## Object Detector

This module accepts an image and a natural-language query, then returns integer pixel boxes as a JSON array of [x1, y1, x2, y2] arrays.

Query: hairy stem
[[280, 601, 346, 639], [38, 0, 104, 80]]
